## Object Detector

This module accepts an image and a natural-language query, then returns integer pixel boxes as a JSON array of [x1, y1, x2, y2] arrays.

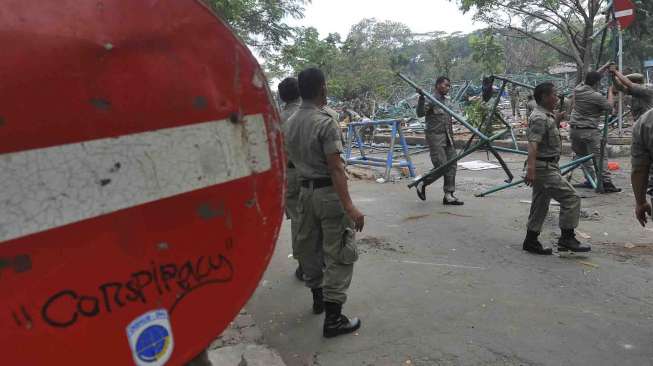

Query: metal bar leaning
[[396, 73, 515, 186], [475, 154, 595, 197]]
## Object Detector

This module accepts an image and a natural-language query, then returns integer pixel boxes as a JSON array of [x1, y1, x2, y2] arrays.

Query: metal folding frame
[[397, 73, 515, 188], [475, 154, 595, 197], [486, 75, 607, 194], [345, 119, 416, 181], [396, 73, 605, 197]]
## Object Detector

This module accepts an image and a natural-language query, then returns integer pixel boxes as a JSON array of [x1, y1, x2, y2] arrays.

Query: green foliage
[[463, 99, 498, 134], [623, 1, 653, 70], [266, 27, 341, 78], [267, 18, 503, 103], [452, 0, 609, 82], [208, 0, 309, 57], [469, 32, 504, 75]]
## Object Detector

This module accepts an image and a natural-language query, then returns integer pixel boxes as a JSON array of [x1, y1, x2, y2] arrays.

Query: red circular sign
[[614, 0, 636, 29], [0, 1, 284, 364]]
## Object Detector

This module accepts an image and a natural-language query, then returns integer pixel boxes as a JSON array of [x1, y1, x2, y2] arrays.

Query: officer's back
[[285, 102, 340, 180]]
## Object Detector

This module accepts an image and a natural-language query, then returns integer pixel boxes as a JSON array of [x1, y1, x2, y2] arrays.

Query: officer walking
[[278, 77, 305, 281], [569, 71, 620, 192], [631, 109, 653, 227], [523, 82, 591, 255], [510, 84, 522, 119], [610, 66, 653, 195], [285, 67, 364, 338], [526, 94, 537, 118], [414, 76, 463, 205]]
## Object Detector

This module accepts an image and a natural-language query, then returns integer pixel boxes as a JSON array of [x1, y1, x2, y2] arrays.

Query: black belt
[[571, 126, 597, 130], [301, 178, 333, 189], [536, 156, 559, 162], [288, 161, 295, 169]]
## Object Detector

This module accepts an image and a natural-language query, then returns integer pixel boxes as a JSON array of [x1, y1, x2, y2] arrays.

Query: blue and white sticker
[[126, 309, 174, 366]]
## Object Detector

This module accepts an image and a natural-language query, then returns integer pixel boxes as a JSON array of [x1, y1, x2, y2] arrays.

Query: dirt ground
[[247, 149, 653, 366]]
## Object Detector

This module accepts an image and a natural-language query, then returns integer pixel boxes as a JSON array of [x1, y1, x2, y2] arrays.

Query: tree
[[499, 32, 560, 74], [266, 27, 342, 78], [425, 33, 456, 76], [469, 31, 504, 75], [455, 0, 611, 82], [208, 0, 309, 57], [623, 0, 653, 71]]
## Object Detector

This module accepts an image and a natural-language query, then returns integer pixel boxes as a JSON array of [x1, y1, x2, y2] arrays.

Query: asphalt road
[[247, 152, 653, 366]]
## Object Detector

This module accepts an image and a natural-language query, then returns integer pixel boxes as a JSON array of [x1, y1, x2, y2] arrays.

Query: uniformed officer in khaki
[[523, 82, 590, 255], [278, 77, 305, 281], [526, 95, 537, 118], [285, 67, 364, 338], [611, 67, 653, 121], [510, 84, 521, 118], [631, 109, 653, 226], [610, 66, 653, 195], [414, 76, 463, 205], [569, 71, 620, 192]]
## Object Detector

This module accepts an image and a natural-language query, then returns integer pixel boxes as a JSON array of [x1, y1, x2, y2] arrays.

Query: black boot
[[602, 181, 621, 193], [573, 180, 594, 189], [558, 229, 591, 252], [311, 288, 324, 315], [443, 192, 464, 206], [323, 302, 361, 338], [522, 231, 553, 255], [416, 181, 427, 201]]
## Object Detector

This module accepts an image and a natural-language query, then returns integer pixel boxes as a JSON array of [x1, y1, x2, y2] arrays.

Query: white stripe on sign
[[615, 9, 634, 18], [0, 114, 271, 242]]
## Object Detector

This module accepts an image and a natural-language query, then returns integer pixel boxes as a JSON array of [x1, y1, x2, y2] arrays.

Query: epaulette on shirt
[[320, 106, 339, 121]]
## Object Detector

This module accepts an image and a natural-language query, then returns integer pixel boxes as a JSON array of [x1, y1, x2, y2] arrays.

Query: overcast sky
[[289, 0, 482, 38]]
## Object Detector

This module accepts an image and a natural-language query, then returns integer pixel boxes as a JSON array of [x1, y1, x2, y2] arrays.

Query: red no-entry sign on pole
[[0, 1, 284, 365], [614, 0, 636, 29]]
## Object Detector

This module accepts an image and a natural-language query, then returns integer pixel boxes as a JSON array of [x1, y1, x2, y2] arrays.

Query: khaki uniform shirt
[[280, 100, 301, 124], [528, 105, 561, 159], [632, 110, 653, 170], [285, 101, 344, 180], [281, 100, 301, 165], [570, 84, 612, 129], [526, 100, 537, 117], [630, 84, 653, 121], [416, 91, 454, 144]]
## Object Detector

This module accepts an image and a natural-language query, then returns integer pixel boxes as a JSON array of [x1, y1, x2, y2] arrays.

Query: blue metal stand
[[345, 119, 416, 181]]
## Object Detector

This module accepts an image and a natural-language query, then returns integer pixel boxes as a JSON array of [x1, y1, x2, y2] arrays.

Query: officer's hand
[[525, 166, 536, 186], [635, 202, 652, 227], [608, 64, 618, 73], [555, 111, 566, 123], [347, 206, 365, 232]]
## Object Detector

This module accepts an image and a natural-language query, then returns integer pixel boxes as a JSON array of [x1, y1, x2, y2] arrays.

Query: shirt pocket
[[427, 109, 447, 133], [548, 121, 561, 151]]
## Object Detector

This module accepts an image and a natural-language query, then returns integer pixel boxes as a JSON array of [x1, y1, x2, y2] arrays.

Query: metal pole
[[397, 73, 491, 140], [463, 81, 507, 152], [493, 75, 535, 91], [618, 24, 624, 137], [398, 123, 416, 177], [475, 154, 595, 197], [385, 122, 397, 181], [408, 128, 509, 188], [596, 113, 610, 193]]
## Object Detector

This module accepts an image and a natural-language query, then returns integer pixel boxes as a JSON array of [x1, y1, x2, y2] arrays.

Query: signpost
[[613, 0, 635, 135], [0, 1, 284, 365]]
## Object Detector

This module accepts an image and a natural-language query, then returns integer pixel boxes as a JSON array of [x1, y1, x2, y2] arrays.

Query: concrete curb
[[186, 310, 286, 366]]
